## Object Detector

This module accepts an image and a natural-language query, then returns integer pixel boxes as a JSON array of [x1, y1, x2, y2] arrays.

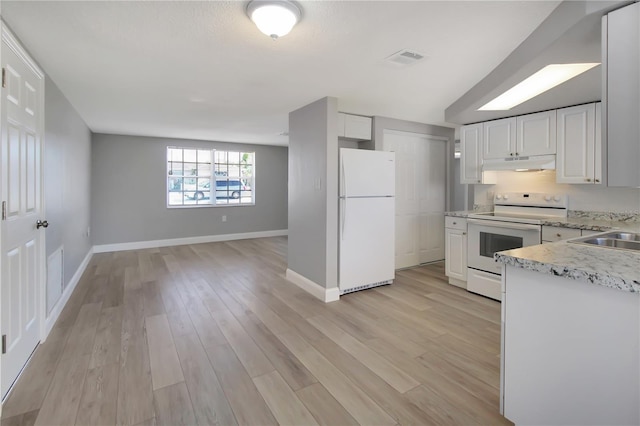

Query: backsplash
[[473, 170, 640, 214], [568, 210, 640, 223]]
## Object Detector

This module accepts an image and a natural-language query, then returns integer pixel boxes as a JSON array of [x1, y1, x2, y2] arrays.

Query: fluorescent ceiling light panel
[[478, 63, 600, 111]]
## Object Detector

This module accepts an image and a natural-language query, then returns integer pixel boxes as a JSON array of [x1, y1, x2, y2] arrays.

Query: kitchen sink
[[603, 232, 640, 241], [569, 232, 640, 252]]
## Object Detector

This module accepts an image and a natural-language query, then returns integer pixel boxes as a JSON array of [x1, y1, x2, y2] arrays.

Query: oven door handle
[[467, 218, 541, 232]]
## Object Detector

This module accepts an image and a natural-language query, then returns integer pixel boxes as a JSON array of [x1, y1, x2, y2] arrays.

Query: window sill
[[167, 203, 256, 209]]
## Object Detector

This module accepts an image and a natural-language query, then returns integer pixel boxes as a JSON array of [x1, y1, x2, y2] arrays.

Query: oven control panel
[[494, 192, 568, 208]]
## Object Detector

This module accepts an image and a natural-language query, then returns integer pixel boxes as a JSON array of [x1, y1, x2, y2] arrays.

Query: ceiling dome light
[[247, 0, 301, 40]]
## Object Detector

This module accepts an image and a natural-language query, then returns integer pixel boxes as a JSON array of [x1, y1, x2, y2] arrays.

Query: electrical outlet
[[222, 215, 227, 222]]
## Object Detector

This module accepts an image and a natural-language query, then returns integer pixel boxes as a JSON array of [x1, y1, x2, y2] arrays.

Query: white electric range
[[465, 192, 568, 300]]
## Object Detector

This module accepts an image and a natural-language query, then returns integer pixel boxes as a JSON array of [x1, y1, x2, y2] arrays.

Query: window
[[167, 147, 254, 207]]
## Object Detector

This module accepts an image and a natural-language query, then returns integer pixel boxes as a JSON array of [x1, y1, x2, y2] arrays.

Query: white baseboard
[[93, 229, 288, 253], [285, 269, 340, 303], [43, 247, 93, 339]]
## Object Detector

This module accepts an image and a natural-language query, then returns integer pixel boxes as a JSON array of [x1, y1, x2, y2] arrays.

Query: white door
[[417, 139, 446, 264], [384, 132, 418, 268], [1, 28, 45, 399], [383, 130, 446, 269]]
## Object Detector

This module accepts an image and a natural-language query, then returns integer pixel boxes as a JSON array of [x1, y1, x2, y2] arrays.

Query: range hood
[[482, 154, 555, 171]]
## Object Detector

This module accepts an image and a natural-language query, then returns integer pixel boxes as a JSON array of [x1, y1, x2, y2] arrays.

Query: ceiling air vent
[[385, 49, 426, 66]]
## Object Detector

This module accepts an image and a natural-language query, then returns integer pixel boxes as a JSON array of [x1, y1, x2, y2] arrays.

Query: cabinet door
[[556, 104, 595, 184], [483, 117, 516, 159], [344, 114, 372, 140], [607, 2, 640, 187], [517, 110, 556, 156], [445, 228, 467, 281], [461, 123, 483, 183], [541, 226, 582, 242]]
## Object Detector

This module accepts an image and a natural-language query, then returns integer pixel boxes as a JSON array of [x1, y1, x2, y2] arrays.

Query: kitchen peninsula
[[496, 233, 640, 425]]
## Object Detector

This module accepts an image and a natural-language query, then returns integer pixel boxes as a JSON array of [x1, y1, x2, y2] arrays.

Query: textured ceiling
[[1, 1, 560, 146]]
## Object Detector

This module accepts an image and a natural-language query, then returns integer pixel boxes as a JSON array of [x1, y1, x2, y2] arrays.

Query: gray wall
[[288, 97, 339, 289], [91, 134, 288, 245], [44, 75, 92, 293]]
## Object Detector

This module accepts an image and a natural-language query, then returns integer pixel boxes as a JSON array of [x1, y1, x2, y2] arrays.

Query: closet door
[[418, 138, 446, 264], [383, 130, 446, 269]]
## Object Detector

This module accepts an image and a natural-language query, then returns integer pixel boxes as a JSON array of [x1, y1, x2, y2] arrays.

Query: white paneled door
[[418, 139, 446, 264], [1, 27, 45, 399], [383, 130, 446, 269]]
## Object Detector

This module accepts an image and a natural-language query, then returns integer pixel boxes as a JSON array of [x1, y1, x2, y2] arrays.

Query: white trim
[[285, 268, 340, 303], [43, 248, 93, 340], [93, 229, 288, 253], [1, 24, 44, 78], [46, 246, 64, 317]]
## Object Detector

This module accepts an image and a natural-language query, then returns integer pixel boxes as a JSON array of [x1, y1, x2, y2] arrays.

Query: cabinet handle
[[595, 179, 600, 183], [586, 178, 592, 182], [515, 152, 519, 156], [556, 233, 562, 237], [453, 222, 457, 225], [462, 232, 467, 235], [509, 153, 513, 156]]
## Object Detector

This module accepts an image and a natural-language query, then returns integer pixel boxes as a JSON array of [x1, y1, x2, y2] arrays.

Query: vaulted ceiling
[[1, 1, 561, 146]]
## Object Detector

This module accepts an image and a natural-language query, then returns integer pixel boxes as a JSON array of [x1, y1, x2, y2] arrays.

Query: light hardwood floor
[[1, 237, 513, 426]]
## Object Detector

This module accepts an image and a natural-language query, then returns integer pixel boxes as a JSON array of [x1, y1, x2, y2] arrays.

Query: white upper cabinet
[[605, 2, 640, 187], [460, 123, 497, 184], [338, 113, 372, 141], [556, 103, 602, 184], [516, 110, 556, 156], [461, 123, 483, 184], [483, 117, 516, 159], [482, 111, 556, 159]]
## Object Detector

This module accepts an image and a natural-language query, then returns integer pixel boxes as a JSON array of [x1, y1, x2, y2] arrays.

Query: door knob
[[36, 220, 49, 229]]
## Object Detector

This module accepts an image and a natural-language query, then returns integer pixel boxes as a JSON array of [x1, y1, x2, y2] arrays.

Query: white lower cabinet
[[445, 217, 467, 287], [542, 226, 602, 243], [541, 226, 582, 243], [502, 265, 639, 425]]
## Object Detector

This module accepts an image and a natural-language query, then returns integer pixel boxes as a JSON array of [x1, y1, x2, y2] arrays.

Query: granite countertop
[[496, 235, 640, 293], [445, 210, 474, 218], [447, 209, 640, 291], [542, 217, 640, 233], [445, 211, 640, 232]]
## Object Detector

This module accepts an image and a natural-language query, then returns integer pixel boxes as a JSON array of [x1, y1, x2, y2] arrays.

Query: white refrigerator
[[339, 148, 396, 294]]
